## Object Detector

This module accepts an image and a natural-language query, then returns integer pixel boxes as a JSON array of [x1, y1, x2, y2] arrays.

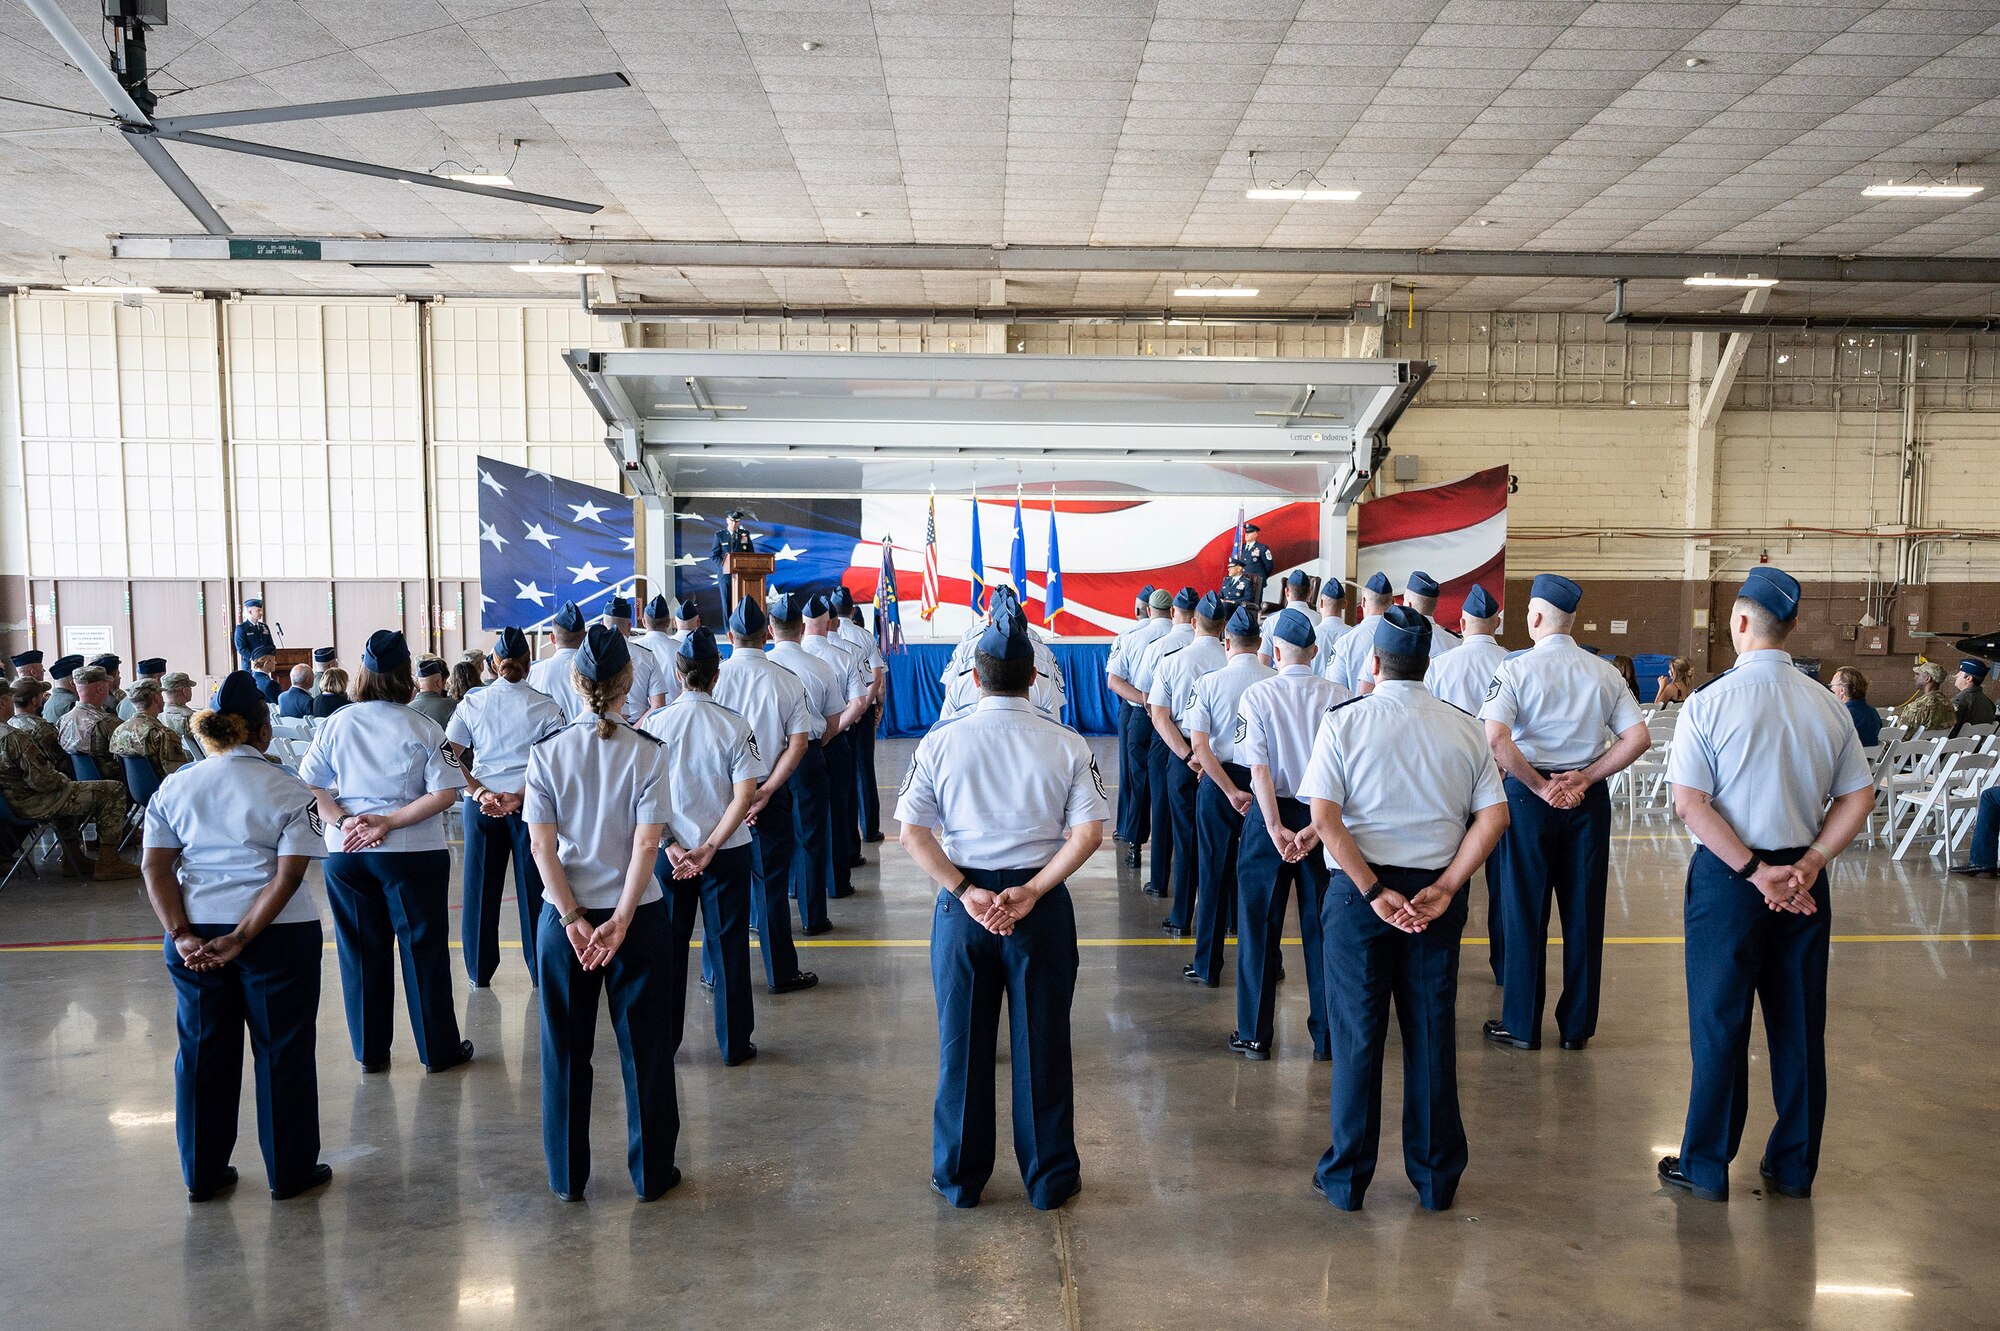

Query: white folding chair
[[1892, 749, 1995, 859]]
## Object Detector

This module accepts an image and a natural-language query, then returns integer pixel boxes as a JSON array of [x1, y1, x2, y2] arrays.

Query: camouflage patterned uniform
[[8, 712, 66, 767], [57, 701, 118, 769], [0, 725, 130, 845], [160, 702, 194, 736], [1897, 690, 1957, 733], [110, 712, 190, 776]]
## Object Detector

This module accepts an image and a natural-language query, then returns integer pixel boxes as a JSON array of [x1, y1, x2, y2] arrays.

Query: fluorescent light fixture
[[509, 261, 605, 275], [1246, 187, 1360, 201], [1815, 1285, 1913, 1298], [107, 1109, 175, 1128], [446, 172, 515, 187], [1862, 182, 1982, 198], [1684, 273, 1779, 288], [1173, 286, 1260, 298], [61, 284, 158, 295]]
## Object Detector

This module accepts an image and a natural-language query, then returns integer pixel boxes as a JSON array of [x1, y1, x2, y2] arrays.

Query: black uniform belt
[[1530, 766, 1587, 779]]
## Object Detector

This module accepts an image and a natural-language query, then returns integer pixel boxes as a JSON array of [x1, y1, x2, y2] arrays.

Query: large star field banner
[[674, 498, 863, 623], [476, 457, 636, 630]]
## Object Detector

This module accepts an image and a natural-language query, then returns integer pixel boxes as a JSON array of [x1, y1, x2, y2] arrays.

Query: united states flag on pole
[[920, 491, 941, 621], [475, 456, 635, 630]]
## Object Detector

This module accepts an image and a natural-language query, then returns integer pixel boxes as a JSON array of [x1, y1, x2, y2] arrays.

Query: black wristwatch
[[947, 877, 971, 900], [1359, 881, 1385, 904], [1740, 853, 1765, 879]]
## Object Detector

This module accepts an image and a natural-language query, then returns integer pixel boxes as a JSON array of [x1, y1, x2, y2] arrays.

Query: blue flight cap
[[1737, 566, 1800, 623], [1138, 583, 1155, 601], [493, 627, 529, 659], [1960, 658, 1990, 681], [832, 587, 856, 613], [1272, 607, 1315, 648], [990, 584, 1019, 612], [1286, 569, 1308, 589], [213, 670, 269, 724], [1321, 581, 1345, 602], [977, 610, 1034, 662], [553, 601, 585, 632], [1375, 604, 1432, 657], [1463, 583, 1498, 619], [10, 650, 42, 667], [644, 594, 671, 620], [1172, 586, 1198, 612], [242, 597, 263, 609], [575, 624, 630, 681], [136, 657, 166, 675], [803, 593, 831, 619], [678, 627, 719, 662], [90, 654, 120, 669], [1365, 572, 1392, 595], [1225, 603, 1259, 637], [729, 596, 767, 637], [676, 597, 699, 620], [605, 595, 633, 621], [51, 655, 82, 680], [311, 647, 336, 664], [361, 629, 410, 673], [1530, 573, 1583, 614], [1195, 591, 1222, 621], [1407, 570, 1440, 598], [767, 591, 795, 621], [417, 658, 447, 679]]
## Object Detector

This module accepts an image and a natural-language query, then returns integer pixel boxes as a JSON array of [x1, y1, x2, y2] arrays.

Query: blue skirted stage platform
[[880, 641, 1117, 738]]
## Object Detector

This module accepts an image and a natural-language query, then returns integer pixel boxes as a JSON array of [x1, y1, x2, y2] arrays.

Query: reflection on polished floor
[[1, 739, 1995, 1329]]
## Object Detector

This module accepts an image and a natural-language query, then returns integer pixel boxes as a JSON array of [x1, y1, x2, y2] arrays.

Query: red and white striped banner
[[1354, 465, 1508, 625]]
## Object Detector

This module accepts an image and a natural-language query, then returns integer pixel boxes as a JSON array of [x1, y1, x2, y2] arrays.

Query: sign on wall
[[61, 625, 114, 655]]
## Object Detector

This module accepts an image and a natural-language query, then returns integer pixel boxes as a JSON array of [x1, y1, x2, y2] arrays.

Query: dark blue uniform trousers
[[1491, 775, 1612, 1044], [824, 731, 859, 892], [1317, 867, 1468, 1212], [166, 922, 323, 1196], [1678, 846, 1830, 1198], [324, 849, 463, 1067], [1146, 732, 1179, 895], [537, 900, 679, 1198], [460, 800, 543, 988], [746, 782, 803, 987], [1157, 744, 1199, 913], [1118, 703, 1154, 845], [1189, 766, 1248, 982], [788, 743, 836, 928], [660, 845, 755, 1063], [931, 873, 1080, 1209], [852, 701, 881, 840], [1235, 797, 1331, 1053]]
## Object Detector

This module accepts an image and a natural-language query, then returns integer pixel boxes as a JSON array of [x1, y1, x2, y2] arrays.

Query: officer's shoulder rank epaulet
[[1324, 694, 1370, 716], [1691, 667, 1737, 695], [631, 726, 664, 745], [530, 726, 567, 746], [1438, 697, 1478, 718]]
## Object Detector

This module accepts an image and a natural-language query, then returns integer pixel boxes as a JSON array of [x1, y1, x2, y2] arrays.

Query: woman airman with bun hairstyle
[[141, 671, 332, 1202]]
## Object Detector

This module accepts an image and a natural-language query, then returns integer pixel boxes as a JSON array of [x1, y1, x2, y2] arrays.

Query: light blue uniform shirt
[[1666, 649, 1872, 851], [633, 630, 684, 704], [937, 659, 1064, 724], [522, 717, 670, 909], [297, 700, 464, 853], [1298, 681, 1507, 871], [767, 640, 845, 738], [618, 636, 668, 723], [1236, 664, 1353, 797], [1311, 616, 1349, 673], [1107, 617, 1174, 705], [712, 648, 813, 777], [444, 677, 566, 794], [1478, 633, 1645, 769], [836, 618, 887, 675], [894, 696, 1109, 870], [1184, 652, 1276, 764], [1425, 634, 1509, 716], [641, 692, 765, 851], [143, 747, 326, 925], [528, 648, 584, 723], [1148, 634, 1227, 728], [1127, 622, 1192, 700], [805, 632, 870, 704], [1324, 613, 1383, 691]]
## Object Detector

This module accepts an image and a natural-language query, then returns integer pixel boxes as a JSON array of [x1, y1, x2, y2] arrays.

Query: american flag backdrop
[[920, 491, 941, 621], [475, 457, 636, 630], [1354, 465, 1510, 625]]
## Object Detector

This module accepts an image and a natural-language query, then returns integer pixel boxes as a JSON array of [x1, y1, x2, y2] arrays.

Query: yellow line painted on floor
[[7, 934, 2000, 955]]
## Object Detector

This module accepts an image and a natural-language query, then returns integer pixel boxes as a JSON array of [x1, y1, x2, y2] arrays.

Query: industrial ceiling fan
[[19, 0, 629, 233]]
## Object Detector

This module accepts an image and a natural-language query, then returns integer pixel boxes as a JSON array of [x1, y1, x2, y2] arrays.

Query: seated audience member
[[1897, 661, 1956, 732], [451, 656, 486, 701], [118, 657, 169, 721], [44, 655, 83, 723], [58, 666, 124, 789], [110, 680, 192, 778], [1949, 658, 1994, 734], [250, 654, 282, 704], [277, 665, 315, 719], [1830, 667, 1881, 747], [311, 668, 352, 720], [409, 657, 457, 728], [1608, 654, 1641, 701], [9, 679, 64, 765], [1654, 657, 1694, 705], [160, 673, 197, 736]]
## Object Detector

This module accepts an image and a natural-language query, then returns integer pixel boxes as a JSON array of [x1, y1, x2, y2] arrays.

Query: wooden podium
[[723, 551, 776, 611], [269, 647, 314, 677]]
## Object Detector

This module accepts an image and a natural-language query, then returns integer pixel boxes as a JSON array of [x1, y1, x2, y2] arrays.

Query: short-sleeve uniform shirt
[[640, 693, 766, 851], [522, 718, 671, 909], [444, 677, 566, 794], [297, 700, 465, 852], [143, 747, 327, 925], [1477, 634, 1645, 769]]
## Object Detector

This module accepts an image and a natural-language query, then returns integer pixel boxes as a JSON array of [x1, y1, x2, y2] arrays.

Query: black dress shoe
[[724, 1043, 758, 1067], [553, 1186, 584, 1203], [849, 855, 867, 869], [863, 833, 885, 844], [1228, 1033, 1271, 1061], [425, 1040, 474, 1074], [1161, 919, 1186, 937], [930, 1179, 977, 1208], [1121, 847, 1142, 869], [188, 1166, 238, 1204], [1560, 1037, 1588, 1051], [1312, 1048, 1331, 1063], [361, 1057, 391, 1074], [1141, 886, 1166, 898], [1181, 964, 1217, 987], [769, 971, 819, 994], [273, 1163, 333, 1201], [1949, 863, 1998, 878], [1482, 1020, 1540, 1051], [802, 922, 833, 936], [1029, 1182, 1081, 1211], [1758, 1160, 1812, 1199], [1658, 1155, 1726, 1202], [638, 1166, 683, 1202]]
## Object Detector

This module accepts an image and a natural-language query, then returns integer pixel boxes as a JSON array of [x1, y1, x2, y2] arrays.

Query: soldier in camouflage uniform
[[9, 679, 66, 767], [159, 672, 197, 737], [110, 681, 191, 778], [1897, 661, 1958, 733], [0, 685, 139, 879], [58, 666, 123, 778]]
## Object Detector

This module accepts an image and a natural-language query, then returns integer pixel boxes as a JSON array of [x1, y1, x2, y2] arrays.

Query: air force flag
[[475, 456, 635, 630]]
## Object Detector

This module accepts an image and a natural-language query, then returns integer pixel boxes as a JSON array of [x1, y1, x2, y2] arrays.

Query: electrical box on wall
[[1392, 454, 1420, 482], [1856, 625, 1891, 655]]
